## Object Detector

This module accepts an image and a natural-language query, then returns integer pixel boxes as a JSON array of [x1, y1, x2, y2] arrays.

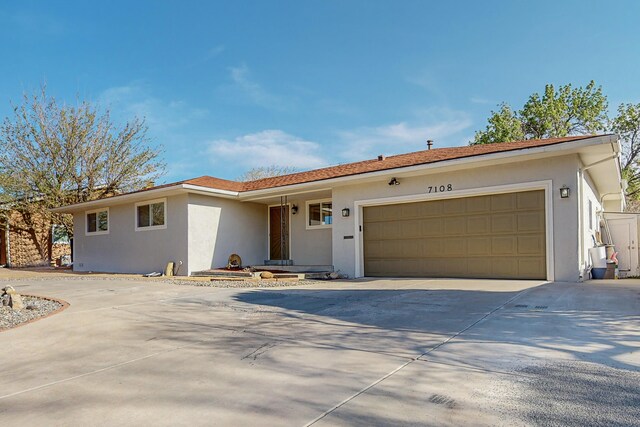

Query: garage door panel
[[491, 193, 517, 211], [517, 212, 544, 232], [517, 191, 544, 209], [401, 239, 421, 258], [467, 215, 491, 234], [466, 196, 490, 213], [443, 198, 466, 214], [400, 203, 421, 219], [468, 237, 491, 255], [518, 258, 546, 278], [491, 214, 517, 233], [492, 258, 518, 278], [468, 258, 493, 276], [518, 235, 544, 255], [492, 236, 517, 255], [400, 220, 421, 239], [420, 202, 443, 217], [444, 217, 466, 235], [423, 239, 443, 256], [421, 218, 443, 237], [444, 238, 466, 256], [363, 190, 546, 279], [382, 205, 403, 221]]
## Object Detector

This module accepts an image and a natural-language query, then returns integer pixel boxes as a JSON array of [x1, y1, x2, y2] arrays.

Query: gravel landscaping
[[0, 295, 64, 330], [0, 272, 324, 288]]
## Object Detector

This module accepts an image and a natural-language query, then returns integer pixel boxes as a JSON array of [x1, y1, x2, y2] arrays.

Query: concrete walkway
[[0, 277, 638, 426]]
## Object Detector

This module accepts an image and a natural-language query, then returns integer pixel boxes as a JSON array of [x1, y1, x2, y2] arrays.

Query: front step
[[263, 259, 294, 266], [191, 269, 252, 278], [253, 265, 334, 273]]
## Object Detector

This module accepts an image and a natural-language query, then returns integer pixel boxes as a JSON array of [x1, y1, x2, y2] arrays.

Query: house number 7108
[[427, 184, 453, 193]]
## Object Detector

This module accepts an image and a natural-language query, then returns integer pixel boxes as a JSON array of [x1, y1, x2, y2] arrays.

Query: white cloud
[[99, 83, 208, 132], [226, 64, 287, 110], [207, 130, 327, 170], [337, 109, 473, 160]]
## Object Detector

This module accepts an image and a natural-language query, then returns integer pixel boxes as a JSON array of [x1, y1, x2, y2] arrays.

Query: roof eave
[[239, 135, 617, 200], [50, 184, 240, 213]]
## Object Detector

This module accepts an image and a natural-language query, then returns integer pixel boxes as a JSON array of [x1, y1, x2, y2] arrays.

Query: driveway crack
[[303, 285, 537, 427]]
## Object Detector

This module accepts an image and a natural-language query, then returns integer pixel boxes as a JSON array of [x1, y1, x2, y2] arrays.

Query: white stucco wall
[[73, 194, 189, 275], [284, 196, 333, 265], [331, 154, 583, 281], [187, 194, 266, 274], [582, 171, 603, 269]]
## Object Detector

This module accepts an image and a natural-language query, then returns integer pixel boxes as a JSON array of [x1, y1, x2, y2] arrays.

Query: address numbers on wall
[[427, 184, 453, 193]]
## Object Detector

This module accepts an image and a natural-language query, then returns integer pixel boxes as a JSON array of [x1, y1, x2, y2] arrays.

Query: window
[[52, 225, 70, 244], [86, 208, 109, 235], [306, 200, 332, 229], [135, 199, 167, 231]]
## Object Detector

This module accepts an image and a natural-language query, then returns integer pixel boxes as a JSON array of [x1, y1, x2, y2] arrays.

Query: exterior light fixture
[[388, 177, 400, 186], [342, 208, 350, 217], [291, 205, 299, 214], [560, 186, 570, 199]]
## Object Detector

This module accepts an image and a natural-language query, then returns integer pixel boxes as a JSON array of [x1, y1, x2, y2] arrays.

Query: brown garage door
[[363, 190, 546, 279]]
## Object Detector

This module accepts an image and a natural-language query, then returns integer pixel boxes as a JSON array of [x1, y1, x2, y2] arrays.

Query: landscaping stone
[[9, 293, 24, 309], [260, 271, 274, 279], [0, 295, 62, 330]]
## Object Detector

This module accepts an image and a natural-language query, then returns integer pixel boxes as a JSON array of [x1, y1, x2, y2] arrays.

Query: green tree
[[611, 103, 640, 199], [472, 103, 524, 146], [0, 87, 166, 239], [472, 81, 608, 145]]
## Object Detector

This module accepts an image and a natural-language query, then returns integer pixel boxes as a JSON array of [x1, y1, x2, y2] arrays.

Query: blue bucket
[[591, 268, 606, 279]]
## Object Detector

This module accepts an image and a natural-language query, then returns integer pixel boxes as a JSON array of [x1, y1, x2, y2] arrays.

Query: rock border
[[0, 294, 69, 332]]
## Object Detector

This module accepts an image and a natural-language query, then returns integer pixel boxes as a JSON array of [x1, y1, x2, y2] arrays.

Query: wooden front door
[[269, 205, 290, 260]]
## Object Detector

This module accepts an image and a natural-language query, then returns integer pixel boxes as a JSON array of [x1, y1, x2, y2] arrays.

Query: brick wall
[[5, 210, 71, 267]]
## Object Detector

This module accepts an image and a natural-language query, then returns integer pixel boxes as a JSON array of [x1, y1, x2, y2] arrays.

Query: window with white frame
[[135, 198, 167, 231], [86, 208, 109, 235], [306, 200, 332, 229]]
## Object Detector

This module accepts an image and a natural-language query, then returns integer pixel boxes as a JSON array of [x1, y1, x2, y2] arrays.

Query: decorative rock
[[329, 272, 340, 280], [1, 294, 9, 306], [9, 293, 24, 310], [3, 286, 17, 295], [260, 271, 274, 279]]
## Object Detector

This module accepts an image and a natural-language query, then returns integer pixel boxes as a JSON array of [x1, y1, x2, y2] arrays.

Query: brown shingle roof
[[94, 135, 605, 200], [239, 135, 599, 191]]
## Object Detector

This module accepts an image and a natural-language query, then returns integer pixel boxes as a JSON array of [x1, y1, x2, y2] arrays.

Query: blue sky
[[1, 1, 639, 182]]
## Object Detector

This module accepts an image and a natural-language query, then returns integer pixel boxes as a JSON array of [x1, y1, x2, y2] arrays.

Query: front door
[[269, 205, 290, 260]]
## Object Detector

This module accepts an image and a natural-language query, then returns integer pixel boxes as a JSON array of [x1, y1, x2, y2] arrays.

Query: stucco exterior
[[57, 135, 625, 282], [331, 154, 582, 281], [187, 194, 266, 274], [73, 194, 189, 275], [286, 195, 333, 266]]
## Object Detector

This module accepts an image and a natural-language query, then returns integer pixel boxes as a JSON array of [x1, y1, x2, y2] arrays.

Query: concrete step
[[191, 269, 252, 278], [263, 259, 294, 266], [252, 265, 334, 273]]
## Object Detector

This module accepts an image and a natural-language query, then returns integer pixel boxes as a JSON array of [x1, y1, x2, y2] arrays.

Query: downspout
[[577, 141, 620, 280]]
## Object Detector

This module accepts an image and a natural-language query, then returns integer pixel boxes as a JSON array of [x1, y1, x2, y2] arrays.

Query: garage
[[363, 190, 547, 279]]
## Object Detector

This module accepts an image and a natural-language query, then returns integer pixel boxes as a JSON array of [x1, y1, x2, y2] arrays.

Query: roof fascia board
[[180, 184, 240, 198], [240, 135, 616, 200], [51, 184, 241, 213]]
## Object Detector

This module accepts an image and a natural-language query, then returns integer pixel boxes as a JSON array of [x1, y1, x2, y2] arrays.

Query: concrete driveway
[[0, 277, 639, 426]]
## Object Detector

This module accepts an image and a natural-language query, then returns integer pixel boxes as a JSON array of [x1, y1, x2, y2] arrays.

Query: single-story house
[[52, 134, 625, 282]]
